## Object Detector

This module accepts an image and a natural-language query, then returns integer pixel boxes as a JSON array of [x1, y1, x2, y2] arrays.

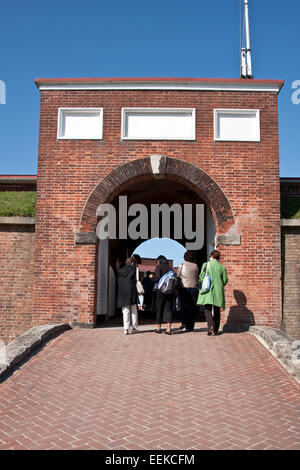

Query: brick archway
[[79, 156, 235, 237]]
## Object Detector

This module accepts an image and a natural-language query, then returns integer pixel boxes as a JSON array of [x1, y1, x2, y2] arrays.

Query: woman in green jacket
[[197, 250, 228, 336]]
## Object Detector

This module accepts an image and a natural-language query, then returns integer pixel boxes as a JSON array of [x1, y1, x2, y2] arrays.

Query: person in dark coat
[[116, 257, 139, 335], [153, 255, 174, 335]]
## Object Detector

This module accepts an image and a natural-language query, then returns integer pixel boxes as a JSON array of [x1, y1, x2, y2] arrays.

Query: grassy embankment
[[0, 192, 36, 217]]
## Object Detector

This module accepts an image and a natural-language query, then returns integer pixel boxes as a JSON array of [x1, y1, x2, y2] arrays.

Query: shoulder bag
[[136, 267, 145, 295], [200, 262, 211, 294]]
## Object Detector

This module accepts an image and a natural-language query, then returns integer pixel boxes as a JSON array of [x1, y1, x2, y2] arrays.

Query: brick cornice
[[35, 77, 284, 93]]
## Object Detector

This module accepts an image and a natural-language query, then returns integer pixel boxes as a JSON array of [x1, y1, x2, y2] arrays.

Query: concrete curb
[[249, 325, 300, 381], [0, 323, 71, 382]]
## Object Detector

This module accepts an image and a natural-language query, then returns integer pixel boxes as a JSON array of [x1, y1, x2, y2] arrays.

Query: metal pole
[[241, 50, 247, 78], [244, 0, 253, 78]]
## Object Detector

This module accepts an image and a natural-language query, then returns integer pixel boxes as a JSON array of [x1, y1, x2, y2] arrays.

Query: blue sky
[[0, 0, 299, 176], [133, 239, 186, 267], [0, 0, 299, 264]]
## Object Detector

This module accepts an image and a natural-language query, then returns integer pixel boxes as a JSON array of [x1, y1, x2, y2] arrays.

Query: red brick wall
[[0, 183, 36, 191], [33, 88, 282, 329], [0, 227, 35, 344], [282, 227, 300, 339], [280, 183, 300, 197], [0, 177, 37, 192]]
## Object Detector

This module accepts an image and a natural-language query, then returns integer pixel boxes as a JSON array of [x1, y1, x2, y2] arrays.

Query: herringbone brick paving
[[0, 326, 299, 450]]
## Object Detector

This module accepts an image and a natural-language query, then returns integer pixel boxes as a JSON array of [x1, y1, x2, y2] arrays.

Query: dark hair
[[125, 257, 137, 266], [132, 253, 141, 264], [184, 250, 197, 263], [146, 271, 152, 276], [209, 250, 220, 261], [156, 255, 167, 263]]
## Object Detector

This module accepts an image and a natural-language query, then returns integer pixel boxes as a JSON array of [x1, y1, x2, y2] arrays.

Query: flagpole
[[241, 0, 253, 78]]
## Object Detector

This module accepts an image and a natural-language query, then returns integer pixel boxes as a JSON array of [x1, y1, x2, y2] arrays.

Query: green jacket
[[197, 259, 228, 309]]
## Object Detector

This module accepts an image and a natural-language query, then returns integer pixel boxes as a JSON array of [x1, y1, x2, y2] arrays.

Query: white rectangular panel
[[58, 108, 103, 139], [122, 108, 195, 140], [214, 109, 260, 141]]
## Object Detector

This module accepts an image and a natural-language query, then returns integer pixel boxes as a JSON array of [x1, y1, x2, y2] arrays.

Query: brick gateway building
[[1, 77, 289, 340]]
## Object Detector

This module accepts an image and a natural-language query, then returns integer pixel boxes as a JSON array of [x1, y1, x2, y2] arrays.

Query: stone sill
[[0, 217, 298, 229], [281, 219, 300, 227], [0, 216, 35, 225]]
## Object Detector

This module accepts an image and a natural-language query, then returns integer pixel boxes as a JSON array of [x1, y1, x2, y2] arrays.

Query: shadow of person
[[223, 290, 255, 333]]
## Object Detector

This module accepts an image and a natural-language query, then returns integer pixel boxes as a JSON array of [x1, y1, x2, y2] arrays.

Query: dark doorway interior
[[96, 175, 215, 326]]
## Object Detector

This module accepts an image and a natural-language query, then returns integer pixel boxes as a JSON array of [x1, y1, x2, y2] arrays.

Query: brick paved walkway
[[0, 325, 299, 450]]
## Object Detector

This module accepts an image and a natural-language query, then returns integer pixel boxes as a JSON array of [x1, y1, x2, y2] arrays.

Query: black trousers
[[179, 287, 198, 330], [204, 304, 221, 333], [156, 292, 173, 324]]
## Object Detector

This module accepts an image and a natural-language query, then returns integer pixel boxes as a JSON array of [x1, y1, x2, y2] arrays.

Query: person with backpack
[[153, 255, 175, 335], [197, 250, 228, 336], [177, 250, 199, 332]]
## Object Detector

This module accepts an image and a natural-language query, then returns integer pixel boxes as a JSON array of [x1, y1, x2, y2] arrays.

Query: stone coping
[[281, 219, 300, 226], [249, 325, 300, 381], [0, 216, 35, 225], [0, 323, 71, 382]]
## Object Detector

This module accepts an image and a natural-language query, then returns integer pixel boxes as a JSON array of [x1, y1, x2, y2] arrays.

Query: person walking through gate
[[153, 255, 174, 335], [116, 257, 139, 335], [177, 250, 199, 332], [197, 250, 228, 336], [132, 253, 144, 311]]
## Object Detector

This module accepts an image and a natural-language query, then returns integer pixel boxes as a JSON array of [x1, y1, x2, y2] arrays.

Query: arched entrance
[[78, 156, 237, 326]]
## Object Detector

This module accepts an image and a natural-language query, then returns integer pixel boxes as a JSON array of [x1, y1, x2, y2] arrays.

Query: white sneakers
[[123, 328, 139, 335]]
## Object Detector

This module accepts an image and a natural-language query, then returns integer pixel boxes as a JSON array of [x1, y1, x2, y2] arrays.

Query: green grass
[[0, 191, 36, 217], [281, 196, 300, 219]]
